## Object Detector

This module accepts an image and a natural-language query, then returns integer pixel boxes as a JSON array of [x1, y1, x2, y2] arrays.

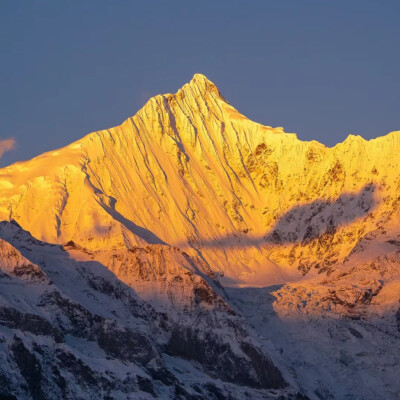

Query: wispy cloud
[[0, 138, 16, 159]]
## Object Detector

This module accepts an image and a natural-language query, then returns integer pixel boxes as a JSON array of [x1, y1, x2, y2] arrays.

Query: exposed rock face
[[166, 326, 285, 389], [0, 74, 399, 399]]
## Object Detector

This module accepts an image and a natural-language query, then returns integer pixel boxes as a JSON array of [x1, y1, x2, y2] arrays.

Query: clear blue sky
[[1, 1, 399, 166]]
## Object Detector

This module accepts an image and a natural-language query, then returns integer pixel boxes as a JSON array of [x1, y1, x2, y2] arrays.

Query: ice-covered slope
[[1, 74, 400, 286]]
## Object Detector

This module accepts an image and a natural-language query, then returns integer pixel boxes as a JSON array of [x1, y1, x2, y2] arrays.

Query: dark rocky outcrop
[[166, 326, 286, 389], [10, 337, 46, 400], [0, 307, 63, 343], [97, 324, 157, 365]]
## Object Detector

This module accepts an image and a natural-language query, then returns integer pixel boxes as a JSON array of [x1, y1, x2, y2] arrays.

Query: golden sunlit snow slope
[[1, 74, 400, 286]]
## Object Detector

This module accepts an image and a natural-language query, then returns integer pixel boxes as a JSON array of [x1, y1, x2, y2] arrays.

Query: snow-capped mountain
[[0, 74, 399, 399]]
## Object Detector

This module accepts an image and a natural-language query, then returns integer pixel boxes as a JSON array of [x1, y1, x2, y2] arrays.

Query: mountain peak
[[178, 73, 226, 102], [190, 73, 214, 86]]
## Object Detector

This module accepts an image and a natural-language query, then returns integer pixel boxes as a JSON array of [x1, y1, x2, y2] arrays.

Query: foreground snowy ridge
[[0, 74, 399, 399], [0, 221, 303, 399]]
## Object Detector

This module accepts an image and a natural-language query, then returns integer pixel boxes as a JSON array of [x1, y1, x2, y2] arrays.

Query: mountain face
[[0, 74, 399, 399]]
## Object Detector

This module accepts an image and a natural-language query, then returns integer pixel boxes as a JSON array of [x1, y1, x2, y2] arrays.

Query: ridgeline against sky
[[1, 1, 399, 166]]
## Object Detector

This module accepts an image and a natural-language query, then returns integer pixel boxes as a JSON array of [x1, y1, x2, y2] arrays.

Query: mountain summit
[[180, 73, 225, 98]]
